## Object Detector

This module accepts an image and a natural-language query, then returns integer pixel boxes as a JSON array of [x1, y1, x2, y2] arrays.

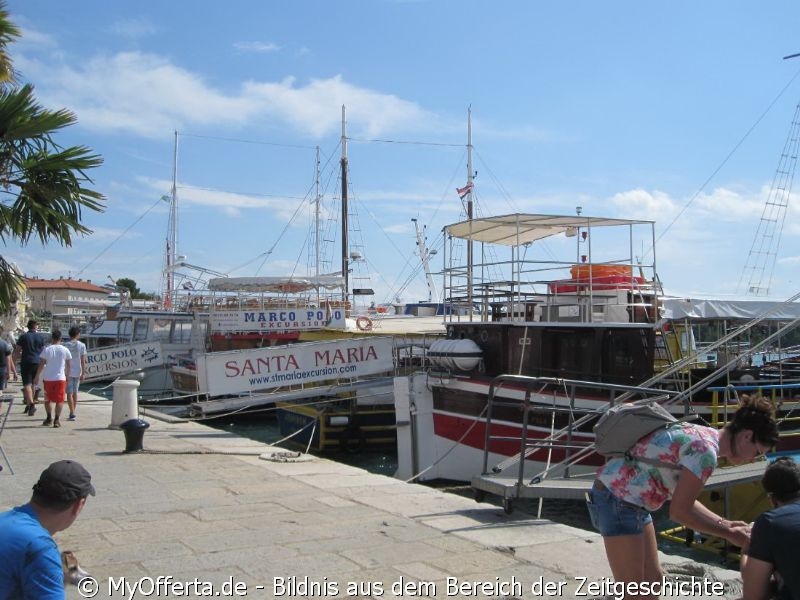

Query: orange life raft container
[[549, 264, 645, 294]]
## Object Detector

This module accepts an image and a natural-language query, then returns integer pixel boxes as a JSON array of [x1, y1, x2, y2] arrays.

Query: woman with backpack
[[587, 394, 779, 596]]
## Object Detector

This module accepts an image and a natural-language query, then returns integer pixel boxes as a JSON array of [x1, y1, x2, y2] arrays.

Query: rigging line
[[473, 148, 521, 214], [350, 194, 426, 298], [177, 131, 316, 150], [228, 141, 342, 275], [388, 229, 447, 303], [347, 136, 463, 148], [246, 187, 314, 277], [655, 65, 800, 247], [363, 149, 464, 301], [74, 194, 168, 277], [426, 148, 467, 227]]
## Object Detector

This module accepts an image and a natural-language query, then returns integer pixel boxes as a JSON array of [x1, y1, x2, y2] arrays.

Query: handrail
[[481, 375, 682, 485]]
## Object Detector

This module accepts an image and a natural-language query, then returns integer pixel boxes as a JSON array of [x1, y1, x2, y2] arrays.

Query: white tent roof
[[444, 213, 653, 246], [662, 296, 800, 320]]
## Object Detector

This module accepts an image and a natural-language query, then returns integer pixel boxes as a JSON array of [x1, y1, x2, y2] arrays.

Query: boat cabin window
[[172, 320, 193, 344], [132, 319, 150, 341], [150, 319, 172, 343], [541, 329, 596, 380], [117, 318, 132, 340]]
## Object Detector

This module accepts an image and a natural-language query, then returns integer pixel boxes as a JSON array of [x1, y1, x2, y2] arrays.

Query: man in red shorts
[[34, 330, 72, 428]]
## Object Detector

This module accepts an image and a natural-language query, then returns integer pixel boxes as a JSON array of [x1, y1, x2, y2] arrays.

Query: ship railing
[[706, 382, 800, 439], [480, 375, 683, 487]]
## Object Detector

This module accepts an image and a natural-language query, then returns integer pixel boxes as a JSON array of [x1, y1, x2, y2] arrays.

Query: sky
[[6, 1, 800, 305]]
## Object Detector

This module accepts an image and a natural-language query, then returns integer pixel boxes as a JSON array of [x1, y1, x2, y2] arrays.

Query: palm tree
[[0, 2, 18, 85], [0, 2, 105, 312]]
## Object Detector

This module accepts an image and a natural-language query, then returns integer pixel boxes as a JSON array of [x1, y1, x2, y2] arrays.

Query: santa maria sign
[[195, 336, 393, 396], [83, 341, 164, 381]]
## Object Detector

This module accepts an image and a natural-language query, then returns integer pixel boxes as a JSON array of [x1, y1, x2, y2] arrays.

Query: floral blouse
[[596, 423, 719, 511]]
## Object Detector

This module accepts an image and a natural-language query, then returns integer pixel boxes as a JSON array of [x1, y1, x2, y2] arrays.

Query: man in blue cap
[[0, 460, 95, 599]]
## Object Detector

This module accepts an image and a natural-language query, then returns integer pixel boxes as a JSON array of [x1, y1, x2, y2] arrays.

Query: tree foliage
[[0, 2, 105, 312], [115, 277, 140, 298]]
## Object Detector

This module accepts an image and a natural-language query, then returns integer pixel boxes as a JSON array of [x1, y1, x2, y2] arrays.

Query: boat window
[[604, 329, 653, 384], [151, 319, 172, 343], [172, 320, 193, 344], [118, 318, 132, 339], [132, 319, 149, 341], [547, 330, 596, 380]]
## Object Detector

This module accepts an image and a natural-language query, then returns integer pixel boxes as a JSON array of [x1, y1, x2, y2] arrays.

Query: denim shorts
[[66, 377, 80, 394], [586, 482, 653, 537]]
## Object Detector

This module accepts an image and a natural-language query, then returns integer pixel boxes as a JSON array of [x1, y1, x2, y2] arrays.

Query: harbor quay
[[0, 383, 742, 599]]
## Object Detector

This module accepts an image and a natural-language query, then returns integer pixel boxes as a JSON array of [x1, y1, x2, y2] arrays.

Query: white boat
[[82, 308, 208, 397], [392, 209, 800, 484]]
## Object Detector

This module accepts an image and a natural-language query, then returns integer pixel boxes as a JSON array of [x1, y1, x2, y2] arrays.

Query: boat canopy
[[662, 297, 800, 321], [444, 213, 653, 246], [207, 275, 345, 293], [52, 299, 118, 309]]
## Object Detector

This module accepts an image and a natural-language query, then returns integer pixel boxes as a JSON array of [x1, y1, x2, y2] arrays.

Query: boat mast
[[164, 130, 179, 311], [412, 218, 438, 302], [466, 108, 474, 318], [314, 145, 321, 305], [340, 106, 349, 309]]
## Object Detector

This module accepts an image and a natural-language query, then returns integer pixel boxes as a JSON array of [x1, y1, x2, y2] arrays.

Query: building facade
[[25, 277, 112, 315]]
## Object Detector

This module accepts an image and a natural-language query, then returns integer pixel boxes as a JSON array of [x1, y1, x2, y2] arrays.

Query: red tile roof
[[25, 278, 111, 294]]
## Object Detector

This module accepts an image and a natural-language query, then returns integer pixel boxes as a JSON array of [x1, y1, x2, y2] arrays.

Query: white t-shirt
[[62, 339, 86, 378], [39, 344, 73, 381]]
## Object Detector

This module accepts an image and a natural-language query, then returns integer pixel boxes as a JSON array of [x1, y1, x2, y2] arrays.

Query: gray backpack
[[593, 401, 691, 469]]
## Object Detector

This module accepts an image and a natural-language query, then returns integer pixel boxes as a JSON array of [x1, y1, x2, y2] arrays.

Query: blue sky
[[7, 1, 800, 304]]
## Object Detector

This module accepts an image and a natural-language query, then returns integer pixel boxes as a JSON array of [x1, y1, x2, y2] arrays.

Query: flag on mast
[[456, 182, 473, 199]]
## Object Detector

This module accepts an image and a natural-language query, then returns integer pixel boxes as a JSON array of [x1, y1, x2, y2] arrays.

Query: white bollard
[[109, 380, 141, 429]]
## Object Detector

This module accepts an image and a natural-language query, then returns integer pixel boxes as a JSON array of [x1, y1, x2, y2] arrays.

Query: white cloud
[[15, 25, 56, 49], [382, 223, 411, 234], [242, 75, 433, 138], [233, 41, 280, 53], [11, 256, 74, 278], [19, 51, 435, 140], [141, 177, 310, 224]]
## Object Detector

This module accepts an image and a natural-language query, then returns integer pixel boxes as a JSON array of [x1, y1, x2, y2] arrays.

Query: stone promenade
[[0, 383, 740, 599]]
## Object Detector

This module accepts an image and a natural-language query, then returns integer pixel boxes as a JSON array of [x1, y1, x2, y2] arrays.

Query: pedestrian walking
[[15, 319, 46, 416], [34, 330, 72, 428], [61, 326, 86, 421]]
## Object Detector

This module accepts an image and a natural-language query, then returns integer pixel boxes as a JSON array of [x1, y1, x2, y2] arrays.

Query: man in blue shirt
[[0, 460, 95, 599], [742, 457, 800, 600]]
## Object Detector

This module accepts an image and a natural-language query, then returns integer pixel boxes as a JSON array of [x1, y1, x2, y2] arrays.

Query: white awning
[[662, 297, 800, 320], [444, 213, 652, 246]]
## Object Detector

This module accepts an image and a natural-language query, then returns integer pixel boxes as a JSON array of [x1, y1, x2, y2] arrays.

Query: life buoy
[[356, 316, 373, 331]]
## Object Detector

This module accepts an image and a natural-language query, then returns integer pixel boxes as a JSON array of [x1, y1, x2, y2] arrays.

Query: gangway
[[469, 375, 775, 517], [470, 376, 683, 514]]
